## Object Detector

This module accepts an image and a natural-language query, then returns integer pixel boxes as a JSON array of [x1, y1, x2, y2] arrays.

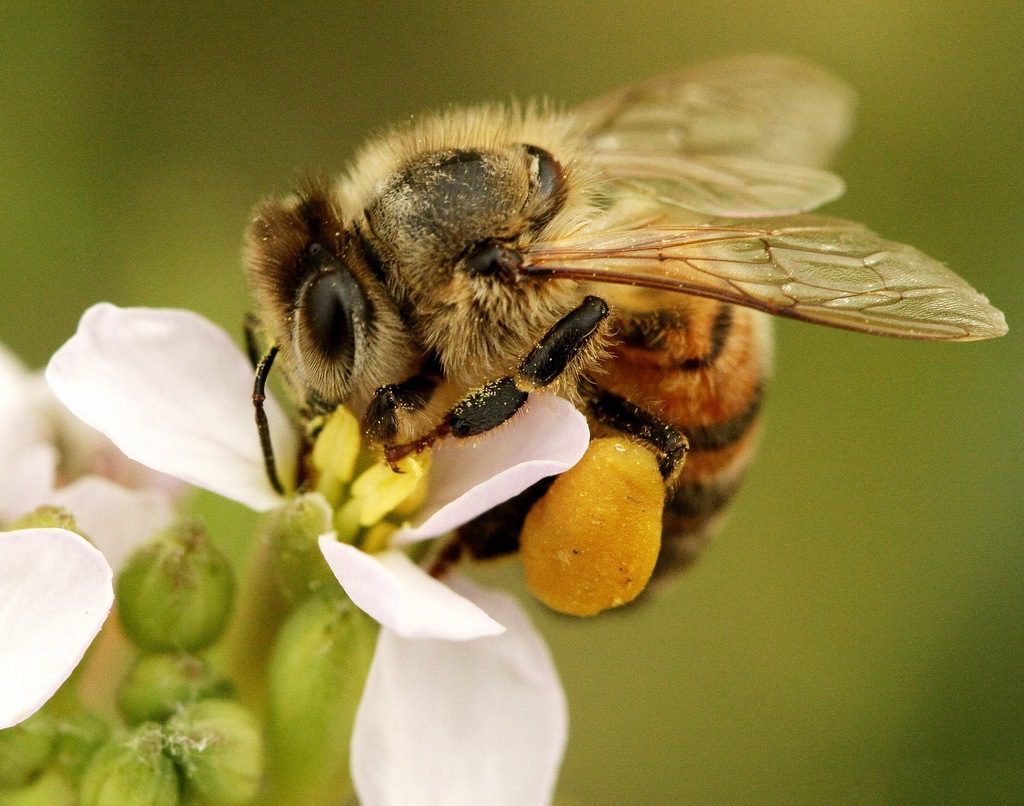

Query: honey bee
[[244, 55, 1007, 578]]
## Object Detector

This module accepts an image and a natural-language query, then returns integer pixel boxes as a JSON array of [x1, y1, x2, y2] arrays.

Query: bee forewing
[[595, 152, 845, 217], [574, 54, 856, 169], [524, 218, 1008, 341]]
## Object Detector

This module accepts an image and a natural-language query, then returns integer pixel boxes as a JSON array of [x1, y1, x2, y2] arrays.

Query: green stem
[[219, 539, 290, 709]]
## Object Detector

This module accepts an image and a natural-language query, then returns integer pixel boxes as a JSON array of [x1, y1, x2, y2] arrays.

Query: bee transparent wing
[[575, 56, 855, 217], [523, 218, 1008, 341], [575, 54, 856, 169], [593, 151, 845, 217]]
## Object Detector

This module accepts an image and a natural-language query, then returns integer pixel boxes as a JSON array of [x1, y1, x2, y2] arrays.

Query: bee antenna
[[253, 345, 286, 495], [243, 312, 263, 368]]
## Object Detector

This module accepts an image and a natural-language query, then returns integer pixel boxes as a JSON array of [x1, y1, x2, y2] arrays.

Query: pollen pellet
[[521, 438, 663, 616]]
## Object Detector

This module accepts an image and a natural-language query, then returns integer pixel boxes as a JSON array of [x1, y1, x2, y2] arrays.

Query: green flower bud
[[53, 711, 110, 782], [0, 711, 57, 788], [263, 492, 336, 604], [79, 724, 180, 806], [116, 653, 232, 726], [0, 768, 76, 806], [164, 699, 263, 805], [266, 592, 377, 804], [7, 505, 77, 533], [116, 522, 235, 651]]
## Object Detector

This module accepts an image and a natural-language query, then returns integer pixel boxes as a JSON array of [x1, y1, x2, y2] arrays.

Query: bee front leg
[[385, 295, 610, 464], [363, 373, 440, 445]]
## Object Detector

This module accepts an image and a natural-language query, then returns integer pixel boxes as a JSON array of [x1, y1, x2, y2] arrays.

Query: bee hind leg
[[384, 295, 611, 464], [580, 383, 689, 480]]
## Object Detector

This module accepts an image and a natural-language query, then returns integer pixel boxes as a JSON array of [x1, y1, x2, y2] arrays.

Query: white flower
[[46, 303, 590, 805], [0, 343, 179, 729], [0, 342, 178, 568]]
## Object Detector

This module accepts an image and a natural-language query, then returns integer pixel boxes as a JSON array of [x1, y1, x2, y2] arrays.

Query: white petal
[[46, 304, 296, 512], [392, 393, 589, 544], [0, 528, 114, 729], [0, 441, 57, 522], [33, 377, 189, 499], [49, 476, 177, 573], [352, 577, 567, 806], [318, 538, 504, 640]]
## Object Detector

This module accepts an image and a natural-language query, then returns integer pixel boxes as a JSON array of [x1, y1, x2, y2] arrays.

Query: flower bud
[[263, 492, 336, 604], [266, 592, 377, 803], [116, 522, 234, 651], [116, 653, 232, 725], [0, 711, 57, 788], [79, 724, 180, 806], [7, 505, 77, 533], [521, 438, 664, 616], [164, 699, 263, 805], [53, 711, 110, 782]]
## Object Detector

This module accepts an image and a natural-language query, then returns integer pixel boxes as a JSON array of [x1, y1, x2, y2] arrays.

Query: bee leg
[[252, 344, 286, 495], [384, 375, 530, 465], [363, 372, 440, 444], [515, 295, 610, 389], [385, 296, 610, 463], [581, 384, 689, 480]]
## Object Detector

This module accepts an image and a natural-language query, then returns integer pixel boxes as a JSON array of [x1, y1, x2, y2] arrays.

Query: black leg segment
[[446, 295, 609, 438], [583, 385, 688, 479], [363, 373, 440, 443], [449, 377, 530, 437], [518, 295, 609, 387], [385, 296, 610, 463]]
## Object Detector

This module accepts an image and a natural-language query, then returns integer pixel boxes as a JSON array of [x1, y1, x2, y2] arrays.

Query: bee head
[[244, 180, 408, 413]]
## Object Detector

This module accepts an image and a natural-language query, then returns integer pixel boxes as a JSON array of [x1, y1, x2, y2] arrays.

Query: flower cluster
[[1, 343, 177, 731], [2, 304, 598, 804]]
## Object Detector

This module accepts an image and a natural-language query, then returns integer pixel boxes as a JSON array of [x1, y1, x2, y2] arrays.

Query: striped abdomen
[[596, 293, 772, 578]]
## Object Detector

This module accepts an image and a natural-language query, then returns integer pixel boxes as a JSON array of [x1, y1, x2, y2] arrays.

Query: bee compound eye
[[303, 269, 365, 362]]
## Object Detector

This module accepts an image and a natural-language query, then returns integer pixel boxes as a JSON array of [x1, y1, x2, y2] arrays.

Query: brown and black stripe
[[596, 292, 772, 578]]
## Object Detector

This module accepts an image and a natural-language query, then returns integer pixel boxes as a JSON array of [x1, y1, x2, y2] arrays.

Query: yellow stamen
[[312, 407, 361, 504], [360, 522, 397, 555], [390, 451, 432, 519], [350, 454, 428, 527]]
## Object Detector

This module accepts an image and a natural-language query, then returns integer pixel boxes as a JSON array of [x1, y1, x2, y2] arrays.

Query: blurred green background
[[2, 3, 1021, 803]]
